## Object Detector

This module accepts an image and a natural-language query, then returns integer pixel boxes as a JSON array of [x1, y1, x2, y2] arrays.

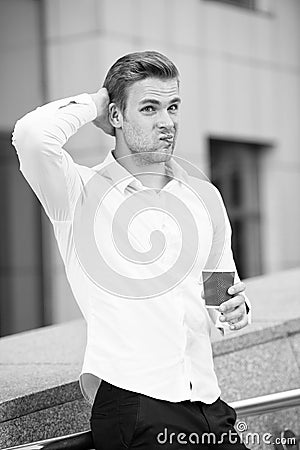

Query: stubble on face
[[121, 77, 180, 166], [122, 120, 175, 166]]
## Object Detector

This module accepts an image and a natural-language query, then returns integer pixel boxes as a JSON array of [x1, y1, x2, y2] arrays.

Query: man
[[13, 51, 251, 449]]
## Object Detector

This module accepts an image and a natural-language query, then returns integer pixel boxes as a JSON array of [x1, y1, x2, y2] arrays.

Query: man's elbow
[[12, 113, 45, 158]]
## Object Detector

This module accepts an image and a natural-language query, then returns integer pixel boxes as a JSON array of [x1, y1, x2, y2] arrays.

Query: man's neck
[[112, 148, 171, 190]]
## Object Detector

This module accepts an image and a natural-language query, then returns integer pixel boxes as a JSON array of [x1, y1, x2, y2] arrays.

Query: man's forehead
[[127, 77, 179, 102]]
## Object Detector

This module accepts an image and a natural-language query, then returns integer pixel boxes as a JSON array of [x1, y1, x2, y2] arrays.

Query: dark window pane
[[230, 171, 242, 208], [209, 138, 263, 279], [0, 134, 44, 336], [204, 0, 256, 10], [231, 219, 246, 279]]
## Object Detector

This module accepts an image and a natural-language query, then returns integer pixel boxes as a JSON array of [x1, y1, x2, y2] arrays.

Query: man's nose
[[156, 110, 175, 130]]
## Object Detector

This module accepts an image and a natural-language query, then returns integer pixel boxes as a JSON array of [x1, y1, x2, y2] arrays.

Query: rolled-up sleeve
[[12, 93, 97, 222]]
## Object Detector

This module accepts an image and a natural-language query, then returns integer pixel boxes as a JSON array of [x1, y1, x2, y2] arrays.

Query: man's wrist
[[89, 93, 101, 116]]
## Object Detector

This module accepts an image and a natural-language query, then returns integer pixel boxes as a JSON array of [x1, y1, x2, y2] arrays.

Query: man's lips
[[159, 134, 174, 143]]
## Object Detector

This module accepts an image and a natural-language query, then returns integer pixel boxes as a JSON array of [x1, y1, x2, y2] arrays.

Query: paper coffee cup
[[202, 271, 235, 308]]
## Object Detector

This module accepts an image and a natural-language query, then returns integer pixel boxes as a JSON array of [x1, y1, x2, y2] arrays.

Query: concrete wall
[[0, 0, 44, 129]]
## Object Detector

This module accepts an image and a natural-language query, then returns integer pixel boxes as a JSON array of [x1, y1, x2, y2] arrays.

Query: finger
[[201, 291, 205, 300], [219, 294, 245, 313], [227, 281, 246, 296], [229, 313, 249, 331], [228, 314, 244, 325], [221, 304, 245, 322], [220, 306, 246, 323], [219, 307, 245, 324]]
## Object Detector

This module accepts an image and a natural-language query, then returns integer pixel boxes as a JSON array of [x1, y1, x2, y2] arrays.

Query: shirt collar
[[93, 150, 189, 194]]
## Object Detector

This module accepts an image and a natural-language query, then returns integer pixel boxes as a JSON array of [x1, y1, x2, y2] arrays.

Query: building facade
[[1, 0, 299, 335]]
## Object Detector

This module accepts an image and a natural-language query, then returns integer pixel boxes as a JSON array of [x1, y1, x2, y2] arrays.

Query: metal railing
[[3, 388, 300, 450], [231, 387, 300, 417]]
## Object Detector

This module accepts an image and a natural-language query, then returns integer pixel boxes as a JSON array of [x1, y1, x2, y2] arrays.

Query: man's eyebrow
[[169, 97, 181, 104], [139, 98, 160, 106], [139, 97, 182, 105]]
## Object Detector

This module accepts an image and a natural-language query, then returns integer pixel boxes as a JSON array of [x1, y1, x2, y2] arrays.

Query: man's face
[[121, 77, 181, 164]]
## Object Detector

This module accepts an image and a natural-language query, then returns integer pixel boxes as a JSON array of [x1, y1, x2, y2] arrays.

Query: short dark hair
[[103, 50, 180, 113]]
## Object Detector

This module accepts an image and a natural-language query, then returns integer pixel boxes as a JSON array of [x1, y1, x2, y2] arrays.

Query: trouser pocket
[[91, 380, 116, 418], [90, 381, 140, 450], [118, 393, 140, 448]]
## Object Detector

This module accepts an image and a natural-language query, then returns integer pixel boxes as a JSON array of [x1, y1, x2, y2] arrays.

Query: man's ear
[[108, 103, 123, 129]]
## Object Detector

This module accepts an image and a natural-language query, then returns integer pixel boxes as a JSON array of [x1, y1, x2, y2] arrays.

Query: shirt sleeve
[[11, 93, 97, 222], [205, 185, 252, 336]]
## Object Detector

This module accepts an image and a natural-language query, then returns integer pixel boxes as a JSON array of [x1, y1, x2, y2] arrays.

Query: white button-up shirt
[[12, 93, 251, 405]]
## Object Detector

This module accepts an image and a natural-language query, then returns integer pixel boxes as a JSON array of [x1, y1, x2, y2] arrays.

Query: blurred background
[[0, 0, 299, 337]]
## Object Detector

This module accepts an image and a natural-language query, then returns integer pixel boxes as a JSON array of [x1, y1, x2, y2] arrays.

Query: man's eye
[[142, 106, 155, 112], [169, 104, 179, 112]]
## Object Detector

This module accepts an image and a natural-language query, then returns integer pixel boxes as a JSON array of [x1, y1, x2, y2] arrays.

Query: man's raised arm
[[12, 89, 112, 222]]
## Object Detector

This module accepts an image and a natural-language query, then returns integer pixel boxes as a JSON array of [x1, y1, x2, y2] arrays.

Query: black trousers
[[90, 380, 249, 449]]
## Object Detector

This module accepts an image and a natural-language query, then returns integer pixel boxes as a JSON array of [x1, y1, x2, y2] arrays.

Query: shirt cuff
[[214, 310, 232, 336], [207, 307, 230, 337]]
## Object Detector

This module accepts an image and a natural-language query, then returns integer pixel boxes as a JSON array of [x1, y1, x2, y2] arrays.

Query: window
[[209, 138, 264, 279], [208, 0, 256, 9], [204, 0, 272, 13]]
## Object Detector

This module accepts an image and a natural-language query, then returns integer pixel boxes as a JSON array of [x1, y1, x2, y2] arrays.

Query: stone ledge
[[0, 399, 91, 448], [212, 317, 300, 356], [2, 318, 298, 422], [0, 381, 81, 423], [0, 267, 299, 447]]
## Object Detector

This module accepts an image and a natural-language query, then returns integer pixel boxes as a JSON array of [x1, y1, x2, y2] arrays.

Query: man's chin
[[154, 146, 175, 160], [130, 147, 175, 165]]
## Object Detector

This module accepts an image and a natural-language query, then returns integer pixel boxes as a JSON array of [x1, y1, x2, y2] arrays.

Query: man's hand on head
[[218, 281, 249, 331], [90, 88, 115, 136]]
